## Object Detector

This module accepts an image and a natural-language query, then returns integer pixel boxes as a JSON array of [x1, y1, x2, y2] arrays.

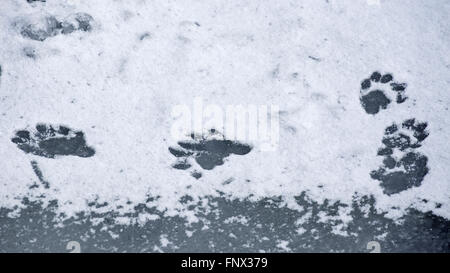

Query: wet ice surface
[[0, 195, 448, 252], [1, 0, 450, 252]]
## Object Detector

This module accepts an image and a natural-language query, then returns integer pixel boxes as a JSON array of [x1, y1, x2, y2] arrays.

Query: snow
[[0, 0, 449, 229]]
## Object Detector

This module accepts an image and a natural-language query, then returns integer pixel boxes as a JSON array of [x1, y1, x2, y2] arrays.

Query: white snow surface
[[0, 0, 449, 225]]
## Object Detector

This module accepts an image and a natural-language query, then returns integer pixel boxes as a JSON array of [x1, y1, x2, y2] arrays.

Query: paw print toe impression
[[370, 119, 429, 195], [11, 123, 95, 159], [168, 130, 252, 179], [360, 72, 408, 115]]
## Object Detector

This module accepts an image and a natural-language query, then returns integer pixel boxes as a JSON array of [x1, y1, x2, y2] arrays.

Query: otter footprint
[[11, 123, 95, 158], [169, 130, 252, 179], [360, 72, 408, 115], [370, 119, 429, 195], [19, 13, 94, 41]]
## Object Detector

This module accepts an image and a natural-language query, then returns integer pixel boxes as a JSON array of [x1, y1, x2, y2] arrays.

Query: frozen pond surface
[[0, 195, 448, 252], [0, 0, 449, 252]]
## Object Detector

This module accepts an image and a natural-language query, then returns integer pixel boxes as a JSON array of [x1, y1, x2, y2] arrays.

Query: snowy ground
[[0, 0, 449, 252]]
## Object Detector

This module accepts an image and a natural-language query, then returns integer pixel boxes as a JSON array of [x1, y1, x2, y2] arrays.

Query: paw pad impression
[[360, 71, 408, 115], [11, 123, 95, 158], [169, 130, 252, 179], [370, 119, 429, 195], [19, 13, 94, 41]]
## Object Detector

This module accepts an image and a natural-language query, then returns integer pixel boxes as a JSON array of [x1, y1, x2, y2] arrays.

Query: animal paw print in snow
[[360, 72, 408, 115], [168, 129, 252, 179], [19, 13, 94, 41], [11, 123, 95, 159], [370, 119, 429, 195]]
